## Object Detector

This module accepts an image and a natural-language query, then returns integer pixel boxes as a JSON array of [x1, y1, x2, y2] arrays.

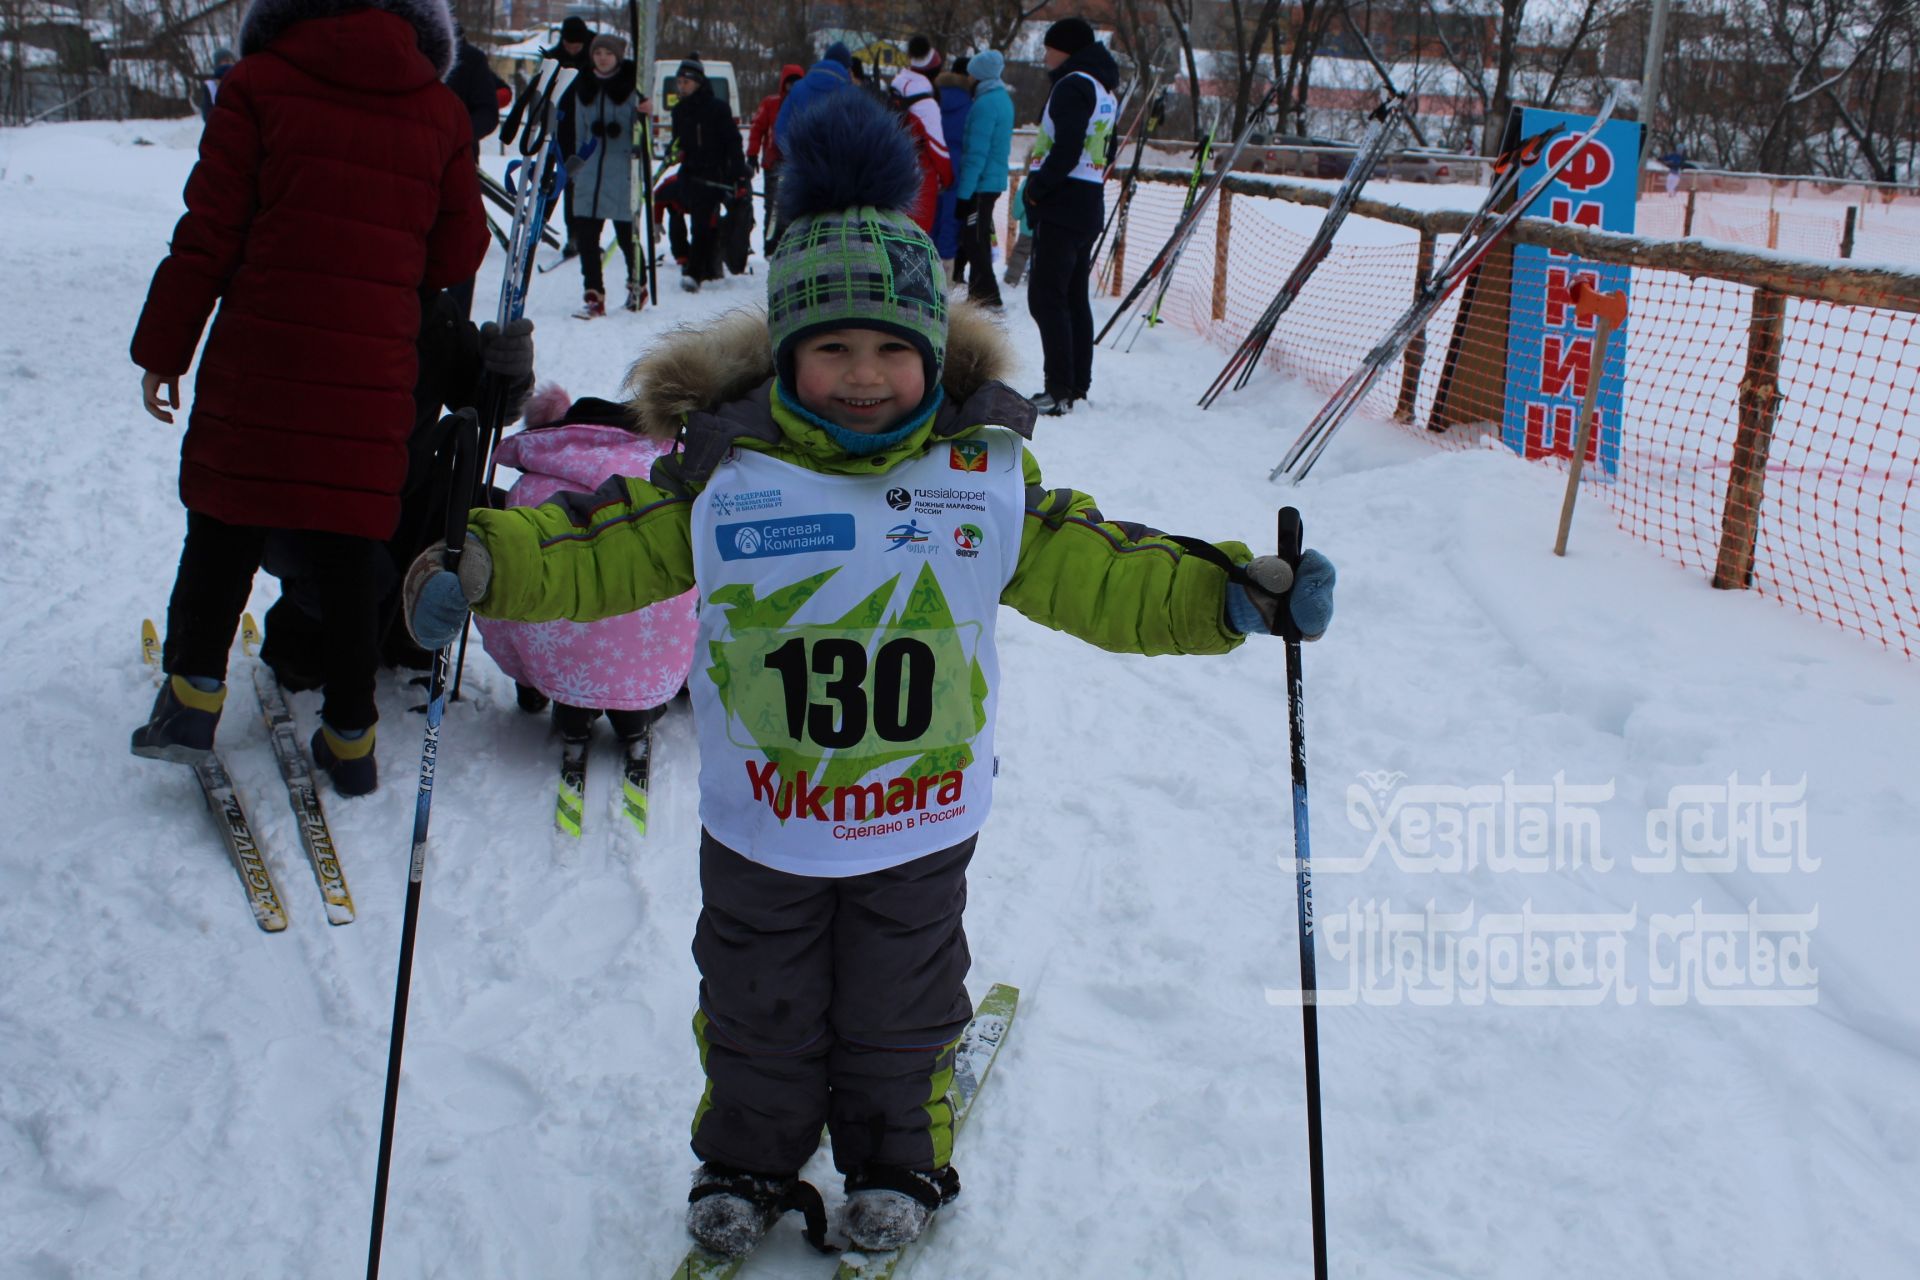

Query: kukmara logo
[[952, 523, 984, 558], [948, 441, 989, 473], [886, 487, 912, 511], [716, 514, 856, 561], [884, 520, 933, 553]]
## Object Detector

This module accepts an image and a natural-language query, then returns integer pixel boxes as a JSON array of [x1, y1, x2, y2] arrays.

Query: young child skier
[[473, 386, 697, 770], [401, 90, 1335, 1257]]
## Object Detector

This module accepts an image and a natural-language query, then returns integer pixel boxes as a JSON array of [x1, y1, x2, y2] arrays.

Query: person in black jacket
[[1022, 18, 1119, 416], [669, 55, 746, 292]]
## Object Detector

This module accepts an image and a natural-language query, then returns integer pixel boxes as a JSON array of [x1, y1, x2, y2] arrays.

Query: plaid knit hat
[[768, 89, 947, 395]]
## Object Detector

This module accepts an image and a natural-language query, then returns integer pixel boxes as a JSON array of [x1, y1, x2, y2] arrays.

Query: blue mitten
[[1228, 550, 1336, 641], [401, 539, 492, 650]]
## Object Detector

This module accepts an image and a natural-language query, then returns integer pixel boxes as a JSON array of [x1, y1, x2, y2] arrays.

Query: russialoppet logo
[[884, 519, 933, 553], [949, 441, 989, 473], [716, 514, 855, 561], [953, 523, 984, 558], [886, 487, 912, 511]]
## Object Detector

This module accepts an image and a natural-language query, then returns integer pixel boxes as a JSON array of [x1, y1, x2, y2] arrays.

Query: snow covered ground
[[4, 119, 1919, 1279]]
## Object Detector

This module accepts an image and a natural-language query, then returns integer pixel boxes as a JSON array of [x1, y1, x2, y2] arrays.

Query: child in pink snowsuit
[[477, 386, 697, 742]]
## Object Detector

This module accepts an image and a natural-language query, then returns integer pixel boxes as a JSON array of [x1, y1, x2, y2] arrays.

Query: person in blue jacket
[[775, 41, 853, 155], [951, 49, 1012, 308], [932, 57, 973, 277]]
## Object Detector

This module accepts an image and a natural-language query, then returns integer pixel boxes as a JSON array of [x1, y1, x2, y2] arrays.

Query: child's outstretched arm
[[403, 472, 694, 648], [1003, 447, 1250, 656]]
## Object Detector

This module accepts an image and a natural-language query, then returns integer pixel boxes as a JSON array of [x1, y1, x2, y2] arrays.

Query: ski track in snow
[[3, 120, 1919, 1278]]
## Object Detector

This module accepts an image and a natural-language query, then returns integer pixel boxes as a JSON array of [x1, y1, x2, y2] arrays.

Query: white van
[[648, 59, 738, 157]]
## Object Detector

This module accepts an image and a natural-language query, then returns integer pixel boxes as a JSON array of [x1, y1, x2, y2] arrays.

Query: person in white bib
[[1023, 18, 1120, 416], [402, 88, 1337, 1261]]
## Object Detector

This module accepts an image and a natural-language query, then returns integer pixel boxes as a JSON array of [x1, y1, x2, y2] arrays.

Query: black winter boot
[[841, 1165, 959, 1251], [686, 1163, 829, 1258], [311, 723, 377, 797], [130, 675, 225, 763]]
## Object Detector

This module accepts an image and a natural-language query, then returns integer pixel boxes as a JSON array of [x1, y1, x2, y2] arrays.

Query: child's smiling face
[[791, 328, 926, 434]]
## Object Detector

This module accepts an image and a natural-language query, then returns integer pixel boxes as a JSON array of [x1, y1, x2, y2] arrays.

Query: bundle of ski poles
[[1199, 91, 1411, 408]]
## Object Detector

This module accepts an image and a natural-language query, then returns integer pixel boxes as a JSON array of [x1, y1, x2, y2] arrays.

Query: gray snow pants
[[690, 829, 975, 1177]]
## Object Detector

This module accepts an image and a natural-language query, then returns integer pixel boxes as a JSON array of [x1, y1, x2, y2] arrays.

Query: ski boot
[[680, 274, 701, 294], [575, 288, 606, 319], [515, 681, 551, 715], [311, 723, 377, 797], [842, 1165, 959, 1251], [1028, 390, 1073, 417], [686, 1163, 827, 1257], [130, 674, 225, 763], [626, 281, 646, 312]]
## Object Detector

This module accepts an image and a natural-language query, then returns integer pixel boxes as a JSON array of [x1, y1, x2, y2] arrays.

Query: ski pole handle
[[1278, 506, 1304, 571], [440, 408, 480, 574]]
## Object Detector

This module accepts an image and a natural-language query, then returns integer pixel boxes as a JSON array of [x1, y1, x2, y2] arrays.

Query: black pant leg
[[687, 186, 722, 282], [572, 216, 606, 293], [763, 163, 781, 254], [827, 837, 976, 1174], [1026, 219, 1078, 397], [613, 220, 638, 289], [691, 831, 837, 1175], [162, 512, 267, 682], [1067, 223, 1098, 397], [290, 529, 385, 732], [965, 193, 1003, 306]]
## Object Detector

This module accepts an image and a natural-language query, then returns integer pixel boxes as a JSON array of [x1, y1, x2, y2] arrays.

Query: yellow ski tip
[[140, 618, 160, 666], [240, 612, 261, 657]]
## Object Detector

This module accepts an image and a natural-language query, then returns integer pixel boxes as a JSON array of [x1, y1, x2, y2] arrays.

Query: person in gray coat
[[569, 34, 649, 314]]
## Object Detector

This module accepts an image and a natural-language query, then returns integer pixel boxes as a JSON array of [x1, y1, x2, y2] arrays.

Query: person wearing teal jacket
[[403, 90, 1334, 1261], [951, 48, 1014, 306]]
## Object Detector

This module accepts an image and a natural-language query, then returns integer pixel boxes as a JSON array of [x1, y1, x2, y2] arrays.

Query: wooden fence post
[[1683, 188, 1697, 237], [1212, 188, 1233, 322], [1842, 206, 1858, 259], [1713, 286, 1788, 590], [1767, 208, 1781, 249], [1396, 227, 1437, 422]]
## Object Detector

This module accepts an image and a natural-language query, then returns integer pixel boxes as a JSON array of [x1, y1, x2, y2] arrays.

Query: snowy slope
[[3, 120, 1919, 1279]]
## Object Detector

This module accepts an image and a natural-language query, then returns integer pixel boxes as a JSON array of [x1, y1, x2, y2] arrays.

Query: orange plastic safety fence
[[1098, 176, 1920, 657]]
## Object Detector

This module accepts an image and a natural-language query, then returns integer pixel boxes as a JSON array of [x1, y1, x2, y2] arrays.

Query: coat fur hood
[[623, 304, 1015, 441], [240, 0, 457, 79]]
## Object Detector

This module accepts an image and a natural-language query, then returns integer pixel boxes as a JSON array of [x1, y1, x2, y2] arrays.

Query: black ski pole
[[367, 407, 481, 1280], [1277, 506, 1328, 1280]]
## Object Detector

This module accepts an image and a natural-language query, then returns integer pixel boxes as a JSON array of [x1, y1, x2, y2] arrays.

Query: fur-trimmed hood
[[240, 0, 457, 80], [624, 304, 1015, 441]]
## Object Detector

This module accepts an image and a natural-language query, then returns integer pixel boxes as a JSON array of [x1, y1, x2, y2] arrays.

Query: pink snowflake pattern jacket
[[476, 414, 697, 710]]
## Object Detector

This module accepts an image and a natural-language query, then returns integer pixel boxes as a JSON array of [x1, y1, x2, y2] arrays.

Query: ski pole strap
[[1166, 535, 1254, 588], [1494, 123, 1562, 174]]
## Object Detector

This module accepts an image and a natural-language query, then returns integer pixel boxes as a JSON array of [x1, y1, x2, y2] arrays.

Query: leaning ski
[[557, 737, 589, 837], [251, 666, 355, 924], [833, 983, 1020, 1279], [196, 752, 290, 933]]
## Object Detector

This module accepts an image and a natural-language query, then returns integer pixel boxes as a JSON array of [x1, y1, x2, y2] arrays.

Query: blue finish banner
[[1501, 109, 1643, 474]]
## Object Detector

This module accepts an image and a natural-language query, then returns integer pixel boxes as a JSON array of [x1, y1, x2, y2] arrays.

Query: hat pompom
[[521, 382, 572, 428], [776, 88, 922, 227]]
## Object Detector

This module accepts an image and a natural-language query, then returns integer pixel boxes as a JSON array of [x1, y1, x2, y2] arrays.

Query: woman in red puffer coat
[[129, 0, 489, 797]]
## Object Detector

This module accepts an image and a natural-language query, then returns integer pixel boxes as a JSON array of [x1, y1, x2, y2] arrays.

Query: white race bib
[[687, 430, 1025, 876]]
